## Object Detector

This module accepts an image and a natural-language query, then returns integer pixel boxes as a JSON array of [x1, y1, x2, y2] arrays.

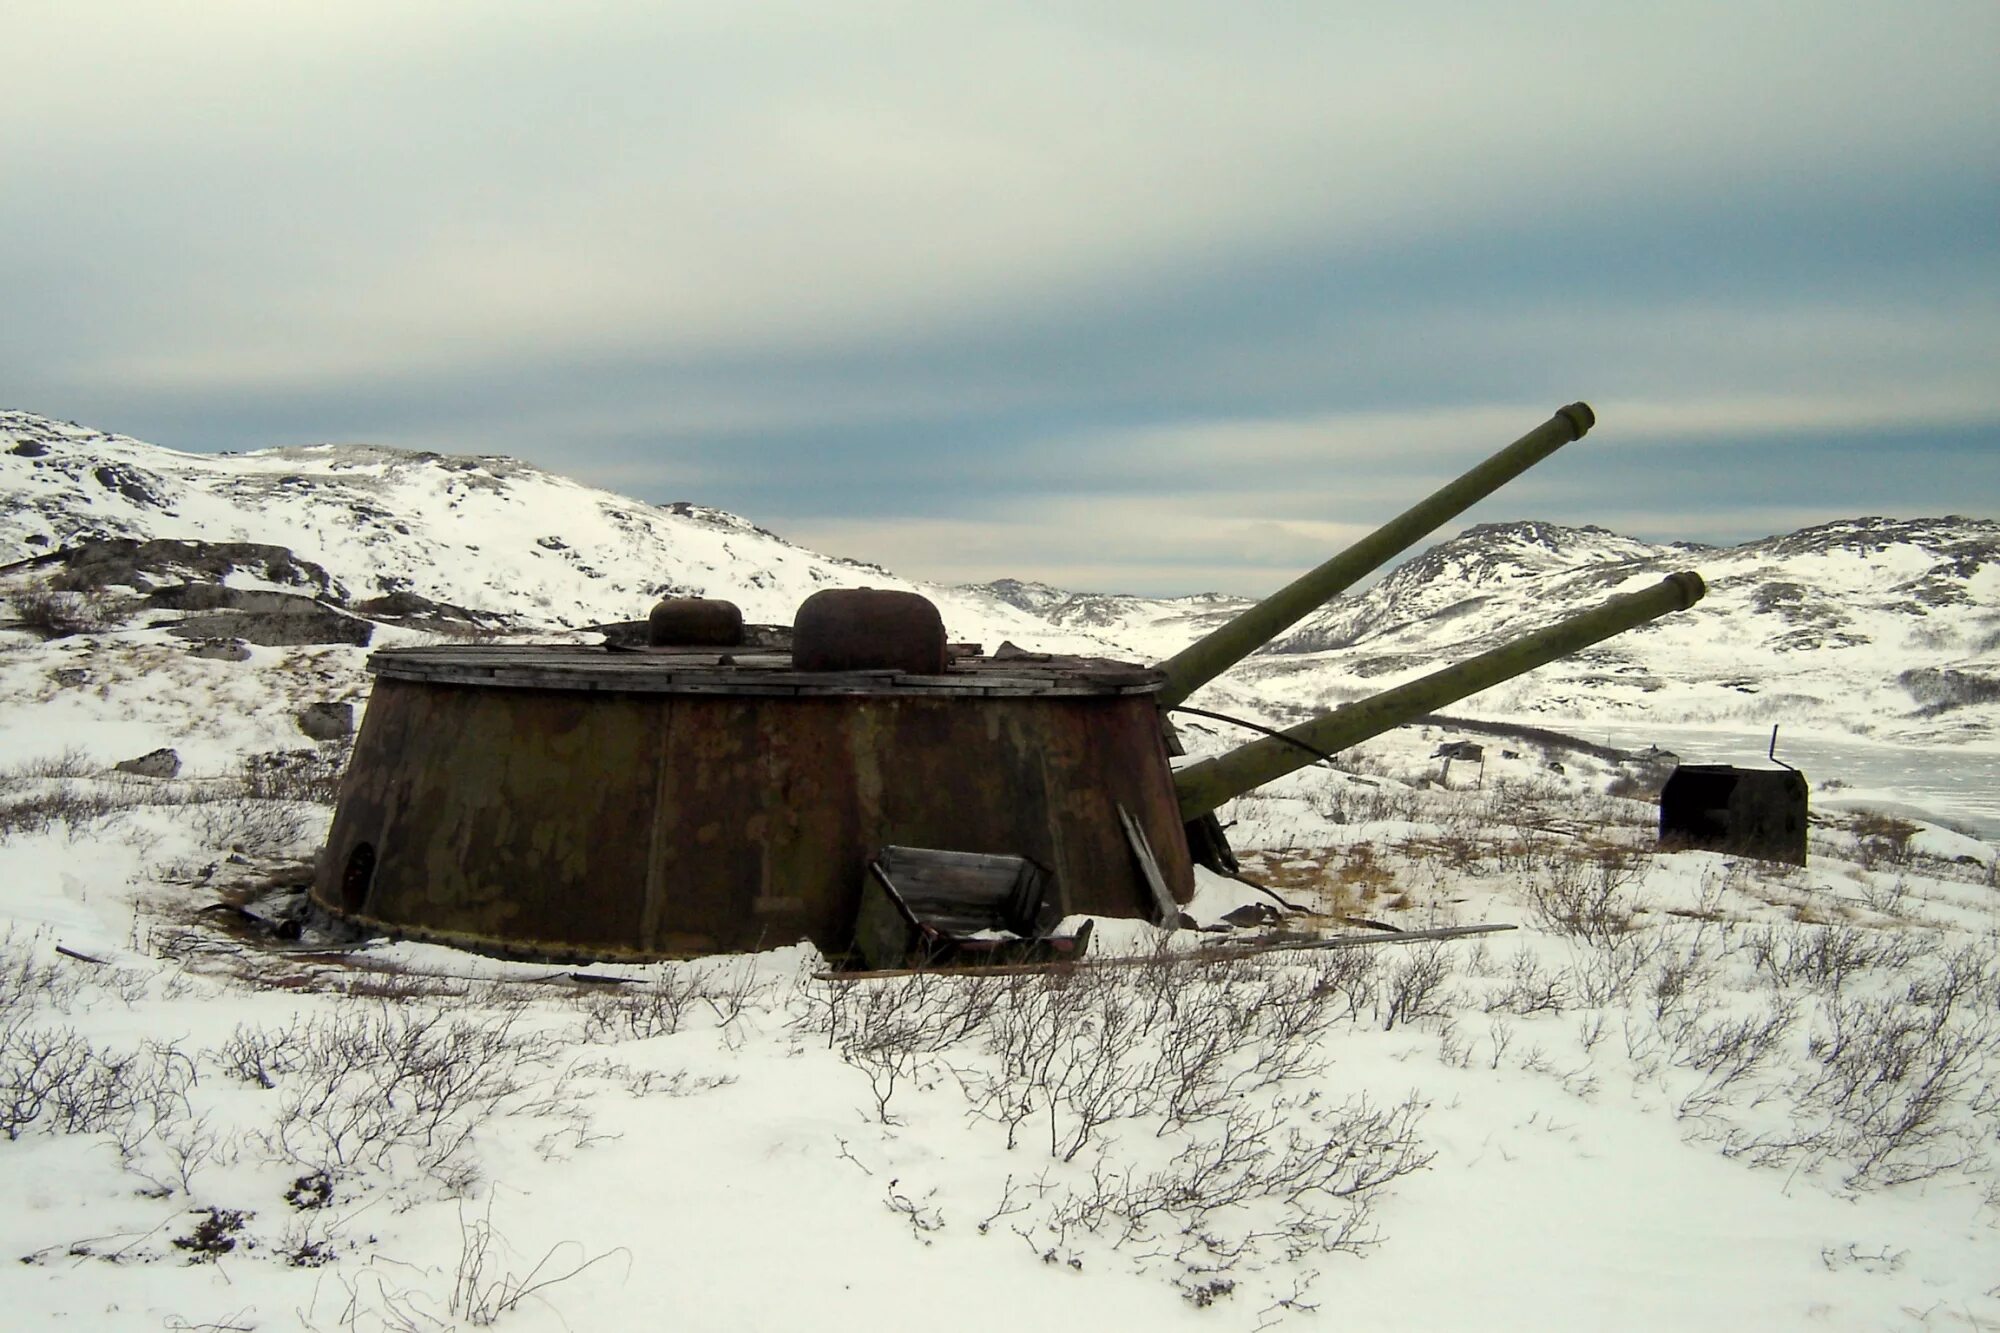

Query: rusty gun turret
[[311, 397, 1706, 963]]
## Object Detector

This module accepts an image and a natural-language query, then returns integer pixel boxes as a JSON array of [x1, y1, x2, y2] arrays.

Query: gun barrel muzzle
[[1154, 402, 1598, 708]]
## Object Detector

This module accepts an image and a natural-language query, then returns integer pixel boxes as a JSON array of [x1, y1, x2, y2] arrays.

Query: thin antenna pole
[[1768, 724, 1799, 773]]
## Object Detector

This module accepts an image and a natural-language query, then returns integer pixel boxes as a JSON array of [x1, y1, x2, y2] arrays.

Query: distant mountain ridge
[[4, 409, 1995, 745], [962, 577, 1253, 658], [1277, 514, 1997, 656]]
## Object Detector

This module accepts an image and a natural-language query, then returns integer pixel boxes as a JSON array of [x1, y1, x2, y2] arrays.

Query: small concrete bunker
[[1659, 765, 1809, 866], [311, 403, 1711, 962]]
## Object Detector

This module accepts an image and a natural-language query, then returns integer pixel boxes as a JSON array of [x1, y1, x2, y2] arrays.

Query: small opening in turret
[[341, 842, 376, 914]]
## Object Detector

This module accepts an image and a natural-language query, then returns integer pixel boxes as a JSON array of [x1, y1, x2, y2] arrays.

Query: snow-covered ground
[[3, 410, 1998, 1329], [1, 621, 1996, 1331]]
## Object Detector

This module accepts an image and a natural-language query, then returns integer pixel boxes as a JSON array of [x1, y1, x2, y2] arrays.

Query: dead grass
[[1238, 849, 1369, 918], [1848, 810, 1920, 870]]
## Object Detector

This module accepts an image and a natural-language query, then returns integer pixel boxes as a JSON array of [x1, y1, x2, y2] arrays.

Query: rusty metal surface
[[647, 598, 744, 647], [318, 684, 666, 957], [792, 588, 947, 674], [313, 670, 1194, 961]]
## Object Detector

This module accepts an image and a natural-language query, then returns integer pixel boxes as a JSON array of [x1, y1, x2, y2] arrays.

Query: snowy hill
[[1243, 517, 2000, 747], [0, 411, 1130, 656], [956, 576, 1253, 661], [1273, 521, 1688, 652]]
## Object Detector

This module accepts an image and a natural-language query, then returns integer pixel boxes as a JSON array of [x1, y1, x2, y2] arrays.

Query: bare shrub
[[1527, 844, 1645, 945], [1304, 780, 1352, 826], [0, 1024, 97, 1138], [806, 950, 1380, 1166], [152, 1112, 238, 1196], [1482, 947, 1567, 1016], [1647, 937, 1719, 1021], [1800, 947, 1999, 1187], [1742, 923, 1930, 995], [1606, 769, 1664, 802], [1568, 930, 1667, 1009], [1719, 943, 2000, 1188], [979, 970, 1153, 1158], [242, 745, 349, 805], [1153, 965, 1338, 1131], [693, 958, 771, 1028], [9, 578, 122, 637], [0, 1023, 196, 1144], [278, 1212, 340, 1269], [1306, 946, 1381, 1023], [808, 968, 1005, 1051], [1046, 1094, 1432, 1261], [1329, 844, 1398, 906], [1314, 777, 1422, 826], [1664, 996, 1799, 1119], [1851, 811, 1919, 870], [0, 766, 299, 845], [988, 956, 1351, 1154], [185, 797, 318, 857], [450, 1197, 627, 1326], [577, 969, 709, 1043], [0, 782, 132, 841], [1488, 779, 1565, 873], [1380, 943, 1455, 1030], [249, 1002, 559, 1175], [0, 929, 86, 1017], [216, 1019, 307, 1089], [1857, 875, 1912, 917], [5, 747, 96, 780]]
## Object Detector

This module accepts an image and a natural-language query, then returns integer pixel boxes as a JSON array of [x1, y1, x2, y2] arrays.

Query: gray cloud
[[3, 1, 1995, 593]]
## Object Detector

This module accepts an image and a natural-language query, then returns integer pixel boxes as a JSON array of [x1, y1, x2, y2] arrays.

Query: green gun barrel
[[1155, 402, 1598, 709], [1172, 571, 1706, 820]]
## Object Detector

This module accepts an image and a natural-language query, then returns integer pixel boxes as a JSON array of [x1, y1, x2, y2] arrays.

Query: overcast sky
[[4, 2, 1995, 594]]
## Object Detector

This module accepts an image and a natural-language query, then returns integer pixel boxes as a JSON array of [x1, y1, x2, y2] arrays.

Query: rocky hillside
[[1241, 517, 2000, 746], [0, 411, 1125, 654]]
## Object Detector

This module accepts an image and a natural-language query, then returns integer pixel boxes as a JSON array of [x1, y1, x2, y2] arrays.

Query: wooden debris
[[816, 921, 1516, 981], [367, 644, 1167, 698], [855, 846, 1084, 971]]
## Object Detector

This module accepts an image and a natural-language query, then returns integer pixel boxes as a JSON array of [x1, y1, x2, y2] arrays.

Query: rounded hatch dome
[[792, 588, 947, 674]]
